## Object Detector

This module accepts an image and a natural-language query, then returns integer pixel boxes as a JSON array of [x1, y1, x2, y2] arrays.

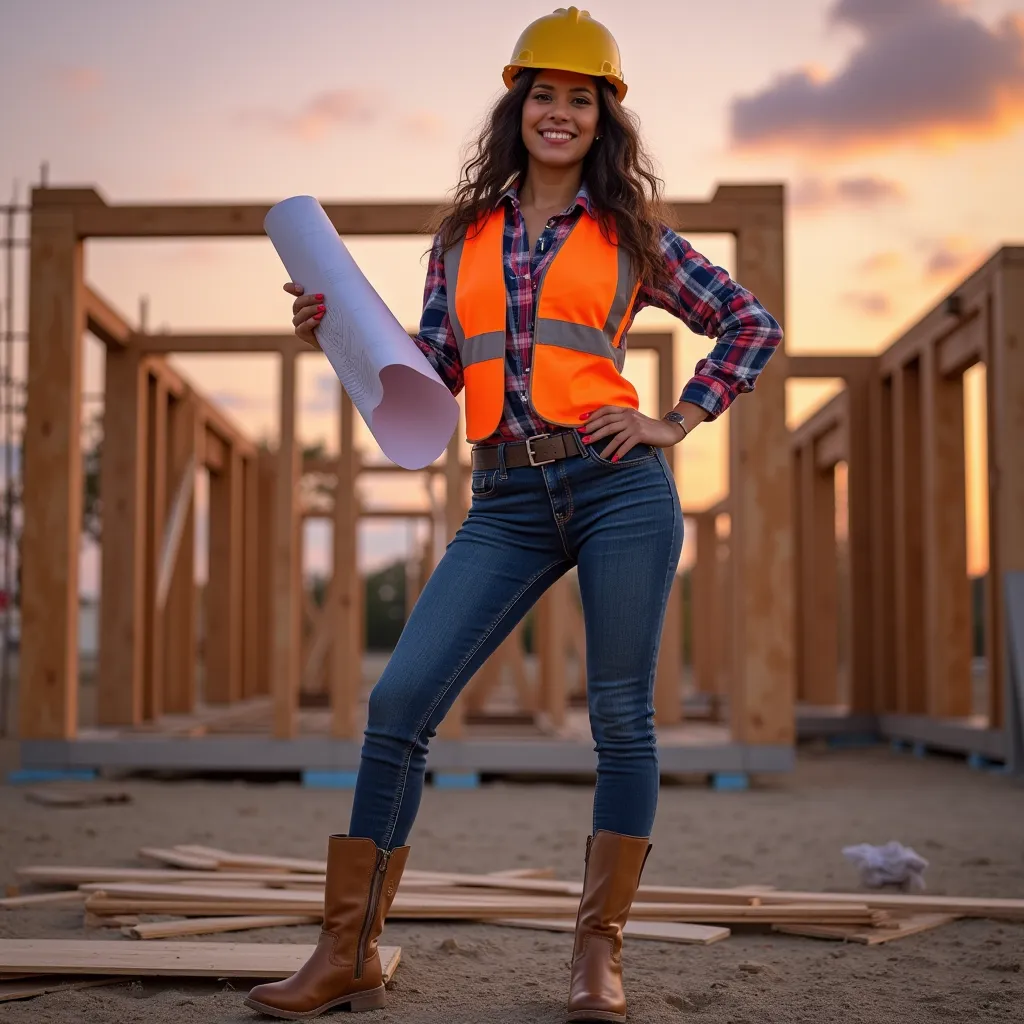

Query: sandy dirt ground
[[0, 745, 1022, 1023]]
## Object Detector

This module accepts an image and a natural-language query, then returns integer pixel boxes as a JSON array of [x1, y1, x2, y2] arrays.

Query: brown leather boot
[[566, 830, 651, 1023], [244, 835, 409, 1019]]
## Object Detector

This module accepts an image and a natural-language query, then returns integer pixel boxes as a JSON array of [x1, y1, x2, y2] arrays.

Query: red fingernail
[[315, 312, 324, 319], [315, 293, 323, 300], [583, 435, 591, 443], [581, 412, 590, 420], [611, 454, 620, 462], [317, 304, 325, 311]]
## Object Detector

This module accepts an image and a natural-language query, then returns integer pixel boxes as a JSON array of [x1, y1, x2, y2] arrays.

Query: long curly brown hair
[[431, 69, 667, 288]]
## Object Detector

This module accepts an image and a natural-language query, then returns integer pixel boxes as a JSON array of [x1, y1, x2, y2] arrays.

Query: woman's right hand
[[283, 282, 325, 349]]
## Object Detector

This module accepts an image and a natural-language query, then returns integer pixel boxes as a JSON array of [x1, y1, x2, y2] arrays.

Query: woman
[[247, 7, 782, 1022]]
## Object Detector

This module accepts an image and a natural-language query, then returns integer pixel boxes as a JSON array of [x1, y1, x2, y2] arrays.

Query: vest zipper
[[355, 847, 390, 980]]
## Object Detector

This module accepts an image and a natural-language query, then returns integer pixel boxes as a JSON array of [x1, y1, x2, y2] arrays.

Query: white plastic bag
[[841, 841, 929, 891]]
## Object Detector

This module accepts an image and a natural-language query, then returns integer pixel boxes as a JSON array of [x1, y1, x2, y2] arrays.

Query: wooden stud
[[20, 206, 85, 739], [255, 451, 276, 698], [143, 375, 169, 720], [729, 202, 794, 743], [241, 454, 262, 699], [536, 578, 569, 730], [96, 347, 147, 727], [921, 345, 972, 717], [871, 375, 897, 713], [987, 260, 1024, 727], [892, 363, 927, 713], [206, 447, 244, 704], [691, 514, 718, 696], [273, 352, 301, 737], [331, 387, 360, 737]]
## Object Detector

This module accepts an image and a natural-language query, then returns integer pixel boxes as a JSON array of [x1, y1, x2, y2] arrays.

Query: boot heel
[[346, 985, 386, 1011]]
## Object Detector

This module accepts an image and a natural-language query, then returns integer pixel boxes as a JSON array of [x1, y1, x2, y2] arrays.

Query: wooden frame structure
[[17, 182, 794, 776], [749, 248, 1022, 761]]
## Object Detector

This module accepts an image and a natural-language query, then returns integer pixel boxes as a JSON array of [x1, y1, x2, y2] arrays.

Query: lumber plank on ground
[[773, 913, 958, 945], [18, 866, 328, 887], [125, 914, 320, 940], [0, 975, 124, 1003], [0, 890, 86, 910], [493, 918, 731, 945], [24, 789, 131, 808], [0, 940, 402, 981], [137, 848, 221, 871]]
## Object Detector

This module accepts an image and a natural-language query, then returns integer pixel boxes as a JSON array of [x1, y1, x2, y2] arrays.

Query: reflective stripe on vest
[[446, 208, 641, 443]]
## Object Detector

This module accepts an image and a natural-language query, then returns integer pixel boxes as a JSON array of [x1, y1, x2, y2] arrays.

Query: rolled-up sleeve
[[411, 234, 464, 396], [640, 226, 783, 420]]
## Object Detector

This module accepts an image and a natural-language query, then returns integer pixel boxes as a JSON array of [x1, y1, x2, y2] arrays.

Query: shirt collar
[[496, 176, 596, 220]]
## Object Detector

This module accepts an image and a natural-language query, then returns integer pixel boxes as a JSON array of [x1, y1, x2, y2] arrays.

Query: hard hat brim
[[503, 63, 628, 102]]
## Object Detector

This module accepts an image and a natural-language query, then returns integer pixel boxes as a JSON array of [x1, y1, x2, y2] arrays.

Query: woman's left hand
[[579, 406, 685, 463]]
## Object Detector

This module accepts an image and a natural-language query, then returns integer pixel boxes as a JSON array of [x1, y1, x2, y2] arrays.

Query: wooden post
[[437, 418, 468, 738], [691, 513, 718, 696], [844, 369, 877, 714], [988, 259, 1024, 728], [143, 376, 169, 721], [729, 204, 794, 743], [792, 447, 807, 703], [331, 387, 360, 738], [800, 443, 839, 705], [20, 207, 84, 739], [654, 336, 683, 725], [871, 374, 897, 714], [921, 345, 972, 717], [206, 444, 244, 704], [162, 393, 198, 715], [241, 453, 261, 699], [96, 348, 147, 727], [893, 362, 927, 713], [255, 450, 276, 699], [273, 351, 301, 737]]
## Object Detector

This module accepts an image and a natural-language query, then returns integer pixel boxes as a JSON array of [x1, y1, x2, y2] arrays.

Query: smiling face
[[520, 69, 601, 170]]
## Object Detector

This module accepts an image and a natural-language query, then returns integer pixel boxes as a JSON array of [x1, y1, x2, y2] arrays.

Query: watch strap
[[663, 410, 688, 437]]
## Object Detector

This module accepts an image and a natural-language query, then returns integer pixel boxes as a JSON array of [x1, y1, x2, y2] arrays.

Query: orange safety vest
[[444, 207, 642, 443]]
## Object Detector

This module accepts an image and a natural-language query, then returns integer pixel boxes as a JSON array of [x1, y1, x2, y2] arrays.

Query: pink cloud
[[54, 66, 103, 93], [920, 237, 986, 279], [790, 175, 906, 212], [241, 90, 377, 142], [842, 290, 893, 316]]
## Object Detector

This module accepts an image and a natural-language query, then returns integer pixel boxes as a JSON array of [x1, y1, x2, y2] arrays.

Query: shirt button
[[546, 219, 555, 227]]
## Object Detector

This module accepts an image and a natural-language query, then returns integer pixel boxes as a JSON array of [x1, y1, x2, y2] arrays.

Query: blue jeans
[[348, 436, 684, 849]]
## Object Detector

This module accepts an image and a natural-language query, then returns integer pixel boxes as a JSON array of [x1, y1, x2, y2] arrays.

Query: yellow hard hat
[[503, 7, 627, 102]]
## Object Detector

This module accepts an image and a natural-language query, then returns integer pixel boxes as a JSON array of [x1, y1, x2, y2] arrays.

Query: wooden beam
[[786, 355, 871, 379], [537, 578, 569, 730], [937, 312, 984, 378], [203, 429, 226, 473], [728, 203, 794, 744], [162, 394, 198, 715], [790, 391, 847, 451], [814, 422, 847, 471], [206, 448, 244, 704], [97, 347, 147, 728], [83, 286, 131, 349], [921, 346, 972, 717], [20, 208, 84, 739], [133, 333, 308, 355], [46, 184, 779, 240], [273, 351, 301, 737], [893, 363, 926, 713], [691, 514, 719, 696], [143, 376, 170, 721], [255, 452, 276, 699], [331, 388, 360, 738]]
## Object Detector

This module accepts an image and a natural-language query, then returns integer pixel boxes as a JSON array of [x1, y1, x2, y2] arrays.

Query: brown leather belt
[[471, 430, 583, 470]]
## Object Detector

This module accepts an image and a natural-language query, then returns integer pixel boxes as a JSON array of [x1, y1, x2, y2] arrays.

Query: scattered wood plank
[[124, 915, 320, 940], [773, 913, 958, 945], [0, 975, 124, 1003], [172, 846, 323, 873], [137, 848, 221, 871], [0, 891, 86, 910], [84, 913, 139, 929], [18, 865, 328, 887], [0, 940, 401, 981], [24, 789, 132, 808], [493, 918, 730, 945]]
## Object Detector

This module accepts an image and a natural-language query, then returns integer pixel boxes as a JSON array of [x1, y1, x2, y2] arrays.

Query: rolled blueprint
[[264, 195, 459, 470]]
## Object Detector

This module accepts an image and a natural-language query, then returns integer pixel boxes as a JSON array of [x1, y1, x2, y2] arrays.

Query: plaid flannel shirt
[[412, 181, 783, 443]]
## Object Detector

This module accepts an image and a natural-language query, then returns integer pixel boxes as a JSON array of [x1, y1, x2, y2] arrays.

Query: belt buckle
[[526, 433, 555, 467]]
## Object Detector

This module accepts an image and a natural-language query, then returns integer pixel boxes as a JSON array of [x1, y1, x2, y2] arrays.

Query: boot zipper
[[355, 848, 390, 980], [570, 835, 594, 963]]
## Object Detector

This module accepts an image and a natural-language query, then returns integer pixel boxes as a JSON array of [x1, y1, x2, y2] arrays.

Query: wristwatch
[[663, 411, 689, 438]]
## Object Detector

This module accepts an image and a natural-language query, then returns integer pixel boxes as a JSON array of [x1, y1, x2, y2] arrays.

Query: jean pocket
[[470, 468, 498, 497], [587, 442, 658, 468]]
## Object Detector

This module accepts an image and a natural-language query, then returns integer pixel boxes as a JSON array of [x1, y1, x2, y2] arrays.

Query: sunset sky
[[3, 0, 1023, 588]]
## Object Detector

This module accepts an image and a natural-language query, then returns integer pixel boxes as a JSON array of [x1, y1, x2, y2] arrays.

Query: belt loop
[[498, 442, 508, 480]]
